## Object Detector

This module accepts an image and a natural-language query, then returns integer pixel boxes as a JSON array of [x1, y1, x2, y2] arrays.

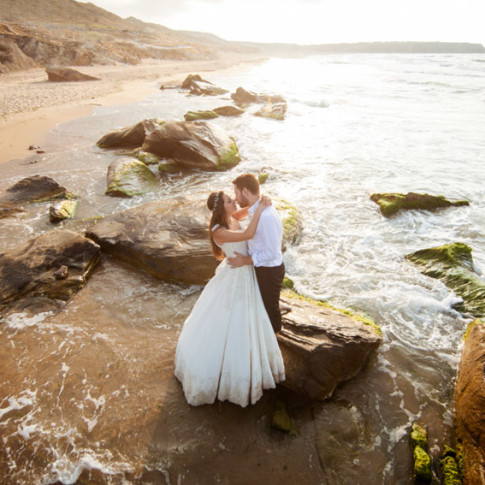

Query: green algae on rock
[[49, 199, 78, 223], [184, 110, 219, 121], [217, 141, 241, 170], [258, 171, 270, 184], [406, 242, 485, 318], [106, 157, 158, 197], [440, 446, 463, 485], [271, 401, 297, 435], [274, 199, 303, 250], [158, 161, 180, 174], [410, 423, 432, 483], [137, 151, 160, 165], [282, 289, 382, 337], [370, 192, 469, 217]]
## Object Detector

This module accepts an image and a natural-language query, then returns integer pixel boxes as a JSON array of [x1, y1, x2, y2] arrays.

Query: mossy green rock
[[414, 445, 432, 482], [184, 110, 219, 121], [440, 455, 462, 485], [254, 101, 287, 120], [106, 157, 158, 198], [258, 171, 270, 184], [411, 422, 428, 450], [270, 402, 295, 434], [158, 161, 180, 174], [370, 192, 469, 217], [217, 142, 241, 170], [137, 151, 160, 165], [275, 199, 303, 250], [49, 199, 78, 223], [406, 242, 485, 318]]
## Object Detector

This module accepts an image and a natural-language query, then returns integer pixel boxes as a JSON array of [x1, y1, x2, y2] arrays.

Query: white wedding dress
[[174, 239, 285, 407]]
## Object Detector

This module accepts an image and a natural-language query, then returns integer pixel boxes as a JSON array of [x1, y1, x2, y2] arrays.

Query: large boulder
[[105, 157, 158, 197], [278, 292, 382, 400], [0, 229, 100, 312], [455, 319, 485, 484], [181, 74, 228, 96], [406, 242, 485, 318], [1, 175, 68, 203], [97, 119, 162, 149], [0, 38, 36, 73], [370, 192, 470, 217], [85, 198, 218, 285], [85, 197, 303, 286], [46, 67, 100, 82], [142, 121, 241, 171]]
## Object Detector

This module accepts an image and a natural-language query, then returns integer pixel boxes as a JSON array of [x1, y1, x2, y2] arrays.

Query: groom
[[228, 173, 285, 333]]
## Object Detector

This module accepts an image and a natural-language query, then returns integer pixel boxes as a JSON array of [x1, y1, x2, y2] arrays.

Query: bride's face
[[222, 194, 237, 215]]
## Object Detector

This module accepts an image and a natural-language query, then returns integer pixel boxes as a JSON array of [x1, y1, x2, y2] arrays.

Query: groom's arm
[[227, 252, 253, 267]]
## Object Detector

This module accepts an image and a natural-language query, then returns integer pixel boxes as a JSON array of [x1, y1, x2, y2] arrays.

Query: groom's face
[[233, 185, 249, 208]]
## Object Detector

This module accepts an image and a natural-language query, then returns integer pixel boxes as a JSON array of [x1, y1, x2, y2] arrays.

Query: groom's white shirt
[[247, 200, 283, 267]]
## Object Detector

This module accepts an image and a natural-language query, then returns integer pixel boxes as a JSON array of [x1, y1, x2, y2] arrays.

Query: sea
[[1, 53, 485, 484]]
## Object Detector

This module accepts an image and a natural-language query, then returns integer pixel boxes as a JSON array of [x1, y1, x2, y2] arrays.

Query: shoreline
[[0, 55, 265, 165]]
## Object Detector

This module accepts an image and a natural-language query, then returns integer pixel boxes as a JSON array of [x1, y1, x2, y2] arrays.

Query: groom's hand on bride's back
[[228, 252, 253, 268]]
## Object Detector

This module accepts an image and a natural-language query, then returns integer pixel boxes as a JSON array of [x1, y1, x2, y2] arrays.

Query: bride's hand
[[260, 195, 272, 208]]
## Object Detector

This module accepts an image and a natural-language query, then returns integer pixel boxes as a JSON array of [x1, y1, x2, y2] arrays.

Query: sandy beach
[[0, 55, 264, 165]]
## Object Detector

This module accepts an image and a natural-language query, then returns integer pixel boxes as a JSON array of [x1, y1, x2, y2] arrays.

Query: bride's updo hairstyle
[[207, 190, 227, 260]]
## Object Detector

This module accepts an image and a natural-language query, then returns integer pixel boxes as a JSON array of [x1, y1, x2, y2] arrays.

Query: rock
[[184, 110, 219, 121], [0, 202, 24, 219], [85, 198, 218, 285], [158, 161, 180, 174], [410, 423, 433, 483], [1, 175, 68, 203], [231, 87, 286, 107], [406, 242, 485, 318], [275, 199, 303, 250], [49, 199, 78, 223], [254, 101, 287, 121], [142, 121, 241, 171], [85, 196, 303, 286], [97, 119, 162, 149], [0, 38, 36, 73], [270, 401, 295, 434], [277, 292, 382, 400], [53, 265, 69, 280], [105, 157, 158, 198], [370, 192, 469, 217], [181, 74, 228, 96], [455, 319, 485, 485], [258, 171, 270, 184], [137, 151, 160, 165], [46, 67, 100, 82], [440, 449, 462, 485], [212, 105, 245, 117], [0, 229, 100, 312]]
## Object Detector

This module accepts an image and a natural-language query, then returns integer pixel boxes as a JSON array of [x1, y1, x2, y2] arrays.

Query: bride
[[174, 190, 285, 407]]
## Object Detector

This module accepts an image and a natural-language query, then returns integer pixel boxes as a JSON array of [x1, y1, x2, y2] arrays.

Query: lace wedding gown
[[174, 239, 285, 407]]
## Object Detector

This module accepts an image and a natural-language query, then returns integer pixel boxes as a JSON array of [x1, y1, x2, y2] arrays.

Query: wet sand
[[0, 55, 265, 165]]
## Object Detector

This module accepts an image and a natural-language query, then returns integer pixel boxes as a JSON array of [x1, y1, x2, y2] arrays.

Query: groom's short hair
[[232, 173, 260, 195]]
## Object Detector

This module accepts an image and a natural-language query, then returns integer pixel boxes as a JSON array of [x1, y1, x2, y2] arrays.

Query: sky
[[82, 0, 485, 46]]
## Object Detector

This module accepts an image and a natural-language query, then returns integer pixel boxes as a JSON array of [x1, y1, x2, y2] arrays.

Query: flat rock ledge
[[0, 229, 100, 313], [86, 199, 218, 285], [455, 319, 485, 485], [278, 293, 382, 400]]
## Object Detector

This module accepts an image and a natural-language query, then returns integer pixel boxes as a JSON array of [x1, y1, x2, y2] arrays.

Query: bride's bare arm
[[231, 206, 249, 221], [213, 196, 270, 244]]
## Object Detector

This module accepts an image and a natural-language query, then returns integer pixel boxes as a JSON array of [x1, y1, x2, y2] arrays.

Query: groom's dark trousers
[[255, 262, 285, 333]]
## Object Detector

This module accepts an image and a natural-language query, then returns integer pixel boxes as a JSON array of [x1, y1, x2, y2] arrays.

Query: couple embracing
[[174, 173, 286, 407]]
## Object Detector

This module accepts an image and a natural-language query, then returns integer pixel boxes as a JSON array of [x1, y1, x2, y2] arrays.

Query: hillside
[[0, 0, 256, 73], [1, 0, 483, 74]]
